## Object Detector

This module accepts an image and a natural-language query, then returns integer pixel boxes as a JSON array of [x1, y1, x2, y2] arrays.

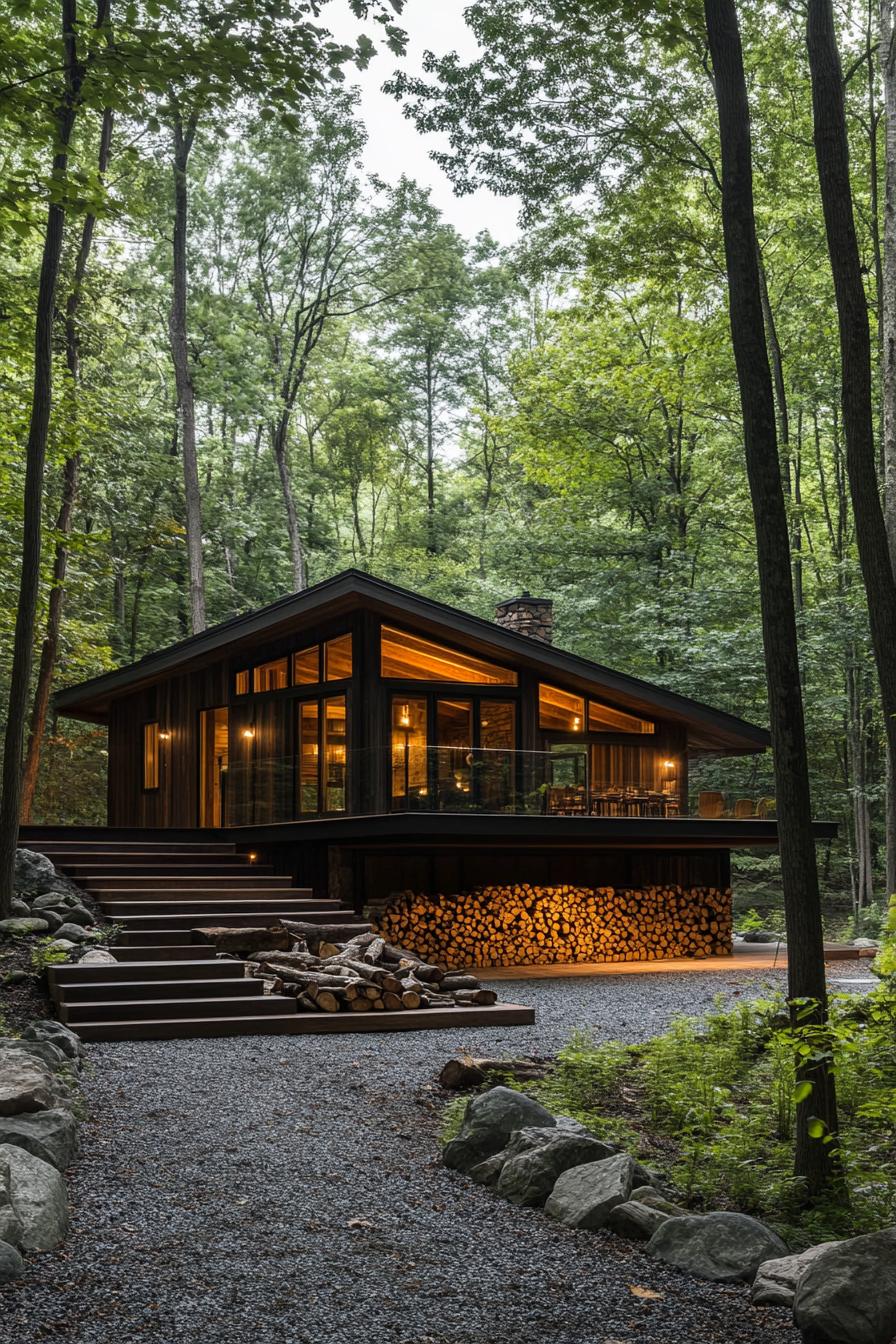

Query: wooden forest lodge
[[45, 569, 838, 899], [27, 572, 837, 1038]]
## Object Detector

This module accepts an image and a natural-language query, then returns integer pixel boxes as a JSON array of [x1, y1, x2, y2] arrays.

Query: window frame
[[142, 720, 161, 792]]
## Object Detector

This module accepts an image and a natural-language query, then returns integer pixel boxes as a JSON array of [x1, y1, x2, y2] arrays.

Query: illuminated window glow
[[588, 699, 655, 734], [293, 646, 319, 685], [143, 722, 160, 790], [253, 657, 288, 692], [325, 633, 353, 681], [539, 684, 585, 732], [381, 626, 517, 685]]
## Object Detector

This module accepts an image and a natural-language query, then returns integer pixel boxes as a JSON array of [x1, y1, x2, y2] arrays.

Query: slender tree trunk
[[425, 348, 436, 554], [0, 0, 83, 915], [272, 416, 306, 591], [809, 1, 896, 916], [880, 0, 896, 897], [20, 103, 114, 824], [168, 111, 206, 633], [704, 0, 838, 1196]]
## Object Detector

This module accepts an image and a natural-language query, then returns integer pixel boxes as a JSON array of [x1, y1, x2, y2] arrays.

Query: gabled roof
[[53, 569, 770, 753]]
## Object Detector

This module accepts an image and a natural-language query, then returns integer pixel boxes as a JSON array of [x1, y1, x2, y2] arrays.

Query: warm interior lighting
[[241, 727, 255, 740], [324, 633, 353, 681], [235, 669, 249, 695], [248, 852, 258, 863], [399, 703, 411, 728], [588, 699, 655, 734], [253, 657, 288, 693], [158, 730, 171, 741], [539, 684, 586, 732], [381, 625, 517, 685], [663, 759, 676, 769]]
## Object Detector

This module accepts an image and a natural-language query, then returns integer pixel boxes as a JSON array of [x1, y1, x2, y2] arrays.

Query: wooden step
[[61, 977, 261, 1002], [60, 862, 275, 877], [94, 890, 311, 907], [109, 909, 359, 930], [116, 929, 200, 945], [24, 842, 238, 855], [100, 898, 338, 917], [49, 957, 244, 987], [110, 944, 226, 960], [70, 1001, 537, 1042], [62, 994, 295, 1024], [82, 875, 294, 890]]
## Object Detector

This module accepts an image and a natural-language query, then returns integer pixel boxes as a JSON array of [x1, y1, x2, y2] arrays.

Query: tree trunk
[[20, 104, 114, 824], [808, 1, 896, 917], [704, 0, 838, 1196], [168, 111, 206, 633], [880, 0, 896, 897], [272, 415, 306, 591], [0, 0, 82, 916]]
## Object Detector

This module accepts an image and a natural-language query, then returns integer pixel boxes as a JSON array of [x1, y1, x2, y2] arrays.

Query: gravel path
[[0, 965, 833, 1344]]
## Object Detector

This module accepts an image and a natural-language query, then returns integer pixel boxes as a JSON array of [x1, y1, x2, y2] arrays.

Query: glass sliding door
[[478, 700, 516, 811], [323, 696, 347, 812], [391, 697, 427, 808], [199, 707, 229, 827], [435, 699, 473, 806], [298, 701, 319, 815]]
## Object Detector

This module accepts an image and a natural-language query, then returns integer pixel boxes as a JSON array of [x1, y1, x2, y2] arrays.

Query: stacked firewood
[[375, 884, 732, 970], [245, 918, 498, 1013]]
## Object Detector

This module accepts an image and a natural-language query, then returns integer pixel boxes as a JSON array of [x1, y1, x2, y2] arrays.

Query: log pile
[[375, 884, 733, 969], [243, 919, 499, 1013]]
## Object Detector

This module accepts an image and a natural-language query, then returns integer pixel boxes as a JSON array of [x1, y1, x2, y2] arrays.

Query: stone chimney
[[495, 592, 554, 644]]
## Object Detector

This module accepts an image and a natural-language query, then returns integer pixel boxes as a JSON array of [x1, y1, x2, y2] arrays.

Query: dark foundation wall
[[355, 845, 732, 910]]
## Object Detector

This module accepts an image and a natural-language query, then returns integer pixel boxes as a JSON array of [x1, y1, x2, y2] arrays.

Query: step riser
[[100, 902, 331, 918], [25, 844, 238, 855], [109, 911, 358, 929], [61, 864, 275, 878], [83, 876, 293, 890], [62, 979, 261, 1003], [49, 960, 244, 985], [110, 945, 222, 960], [62, 997, 295, 1024]]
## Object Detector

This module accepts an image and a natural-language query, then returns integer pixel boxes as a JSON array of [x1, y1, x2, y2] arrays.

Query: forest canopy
[[0, 0, 891, 922]]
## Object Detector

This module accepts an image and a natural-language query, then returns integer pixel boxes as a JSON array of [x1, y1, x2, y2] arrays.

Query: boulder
[[442, 1087, 556, 1173], [607, 1199, 671, 1241], [630, 1185, 689, 1217], [0, 1143, 68, 1250], [51, 904, 94, 929], [77, 947, 116, 965], [0, 1037, 70, 1073], [0, 1153, 24, 1247], [14, 849, 82, 904], [0, 1110, 78, 1171], [0, 1050, 57, 1116], [496, 1130, 619, 1207], [793, 1227, 896, 1344], [53, 921, 96, 943], [40, 911, 64, 932], [648, 1212, 788, 1284], [10, 899, 31, 918], [0, 917, 49, 938], [1, 971, 28, 987], [45, 939, 77, 955], [0, 1240, 24, 1285], [742, 930, 785, 944], [468, 1125, 558, 1187], [751, 1242, 842, 1309], [544, 1153, 636, 1229], [22, 1020, 82, 1062], [30, 892, 82, 913]]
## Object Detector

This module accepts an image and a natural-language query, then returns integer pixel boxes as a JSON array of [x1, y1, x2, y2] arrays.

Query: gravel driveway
[[0, 967, 818, 1344]]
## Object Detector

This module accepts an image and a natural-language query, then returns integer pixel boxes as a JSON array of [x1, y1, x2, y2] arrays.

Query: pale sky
[[326, 0, 521, 244]]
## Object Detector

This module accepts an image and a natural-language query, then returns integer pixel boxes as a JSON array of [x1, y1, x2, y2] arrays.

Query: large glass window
[[381, 625, 517, 685], [143, 722, 160, 790], [293, 646, 319, 685], [234, 669, 249, 695], [253, 657, 288, 692], [323, 697, 347, 812], [539, 684, 585, 732], [325, 634, 353, 681], [391, 697, 428, 805], [479, 701, 516, 752], [199, 707, 229, 827], [591, 745, 666, 793], [298, 701, 319, 815], [588, 699, 655, 734]]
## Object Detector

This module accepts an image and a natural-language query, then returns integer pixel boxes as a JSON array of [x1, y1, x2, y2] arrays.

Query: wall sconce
[[241, 727, 255, 741], [159, 730, 171, 742], [572, 715, 581, 731], [663, 759, 676, 771], [398, 704, 411, 729], [248, 851, 258, 864]]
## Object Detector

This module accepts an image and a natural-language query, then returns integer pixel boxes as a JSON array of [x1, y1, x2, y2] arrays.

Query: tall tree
[[703, 0, 838, 1194], [0, 0, 86, 919], [807, 0, 896, 910], [879, 0, 896, 898]]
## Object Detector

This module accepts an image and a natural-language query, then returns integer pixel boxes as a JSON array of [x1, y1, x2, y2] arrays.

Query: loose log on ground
[[439, 1055, 549, 1090]]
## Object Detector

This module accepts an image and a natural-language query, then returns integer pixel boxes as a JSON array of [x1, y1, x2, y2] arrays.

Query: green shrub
[[29, 938, 71, 972]]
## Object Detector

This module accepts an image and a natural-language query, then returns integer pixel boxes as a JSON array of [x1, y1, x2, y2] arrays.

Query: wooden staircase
[[29, 839, 368, 1042]]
